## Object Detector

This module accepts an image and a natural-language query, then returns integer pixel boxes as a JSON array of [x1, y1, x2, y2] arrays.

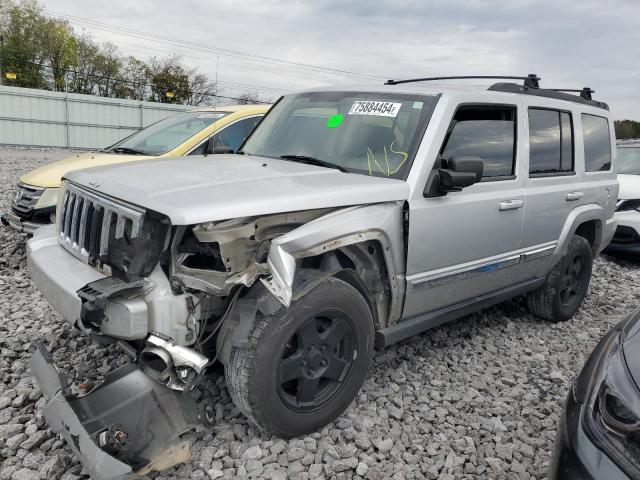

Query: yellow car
[[2, 104, 270, 233]]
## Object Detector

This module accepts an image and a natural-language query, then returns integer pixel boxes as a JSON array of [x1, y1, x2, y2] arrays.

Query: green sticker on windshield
[[326, 114, 344, 129]]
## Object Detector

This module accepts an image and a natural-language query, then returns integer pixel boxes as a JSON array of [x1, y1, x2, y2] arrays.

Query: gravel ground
[[1, 147, 640, 480]]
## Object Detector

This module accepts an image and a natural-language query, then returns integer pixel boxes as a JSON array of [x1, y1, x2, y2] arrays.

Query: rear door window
[[582, 114, 612, 172], [528, 108, 574, 175]]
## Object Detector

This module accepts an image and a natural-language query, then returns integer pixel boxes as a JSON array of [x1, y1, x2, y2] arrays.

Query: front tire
[[526, 235, 593, 322], [226, 277, 374, 438]]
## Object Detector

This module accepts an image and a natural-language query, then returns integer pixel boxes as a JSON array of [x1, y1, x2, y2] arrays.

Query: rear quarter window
[[582, 114, 612, 172]]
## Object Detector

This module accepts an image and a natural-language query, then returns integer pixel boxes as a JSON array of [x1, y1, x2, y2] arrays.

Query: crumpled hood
[[64, 155, 410, 225], [618, 174, 640, 200], [21, 152, 153, 189]]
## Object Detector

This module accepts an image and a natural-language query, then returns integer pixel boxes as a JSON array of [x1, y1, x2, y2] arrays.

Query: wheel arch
[[261, 202, 406, 329], [557, 205, 605, 259]]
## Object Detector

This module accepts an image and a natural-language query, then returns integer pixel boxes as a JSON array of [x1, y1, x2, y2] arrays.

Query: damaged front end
[[27, 186, 339, 476], [28, 177, 404, 477], [30, 343, 199, 479]]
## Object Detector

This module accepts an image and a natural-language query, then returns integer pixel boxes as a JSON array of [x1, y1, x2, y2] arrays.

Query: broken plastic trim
[[30, 343, 199, 479]]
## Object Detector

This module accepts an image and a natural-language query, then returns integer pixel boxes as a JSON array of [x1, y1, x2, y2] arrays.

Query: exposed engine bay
[[73, 208, 335, 392]]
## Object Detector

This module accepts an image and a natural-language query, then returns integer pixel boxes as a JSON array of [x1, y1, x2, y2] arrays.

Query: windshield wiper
[[109, 147, 147, 155], [280, 155, 347, 172]]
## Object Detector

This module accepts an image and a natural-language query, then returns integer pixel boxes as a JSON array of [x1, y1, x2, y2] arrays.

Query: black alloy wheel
[[559, 253, 588, 308], [277, 312, 356, 411]]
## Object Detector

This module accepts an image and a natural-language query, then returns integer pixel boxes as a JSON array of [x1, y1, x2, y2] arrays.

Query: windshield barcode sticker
[[348, 101, 402, 117]]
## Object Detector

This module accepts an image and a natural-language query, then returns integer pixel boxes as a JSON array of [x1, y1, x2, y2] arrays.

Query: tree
[[43, 17, 76, 91], [0, 0, 49, 89], [0, 1, 221, 105], [115, 56, 148, 100], [67, 34, 101, 94], [185, 69, 217, 106], [92, 42, 122, 97], [615, 120, 640, 140], [147, 55, 190, 104], [237, 92, 263, 105]]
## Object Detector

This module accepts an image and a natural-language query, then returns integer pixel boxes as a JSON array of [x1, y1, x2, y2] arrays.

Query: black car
[[550, 308, 640, 479]]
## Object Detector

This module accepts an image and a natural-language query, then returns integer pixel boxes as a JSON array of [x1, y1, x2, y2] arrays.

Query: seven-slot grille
[[11, 183, 44, 218], [57, 181, 145, 263]]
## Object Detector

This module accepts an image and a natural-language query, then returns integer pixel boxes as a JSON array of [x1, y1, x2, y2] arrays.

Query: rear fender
[[537, 204, 606, 277]]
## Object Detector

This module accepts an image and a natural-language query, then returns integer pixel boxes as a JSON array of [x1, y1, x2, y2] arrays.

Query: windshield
[[107, 111, 228, 156], [241, 91, 436, 179], [617, 146, 640, 175]]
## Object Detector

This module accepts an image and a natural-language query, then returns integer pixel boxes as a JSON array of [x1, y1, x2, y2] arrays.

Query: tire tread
[[226, 277, 373, 437], [526, 235, 592, 322]]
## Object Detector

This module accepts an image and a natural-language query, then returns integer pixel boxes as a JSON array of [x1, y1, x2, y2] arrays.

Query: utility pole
[[0, 34, 4, 87], [214, 55, 219, 108]]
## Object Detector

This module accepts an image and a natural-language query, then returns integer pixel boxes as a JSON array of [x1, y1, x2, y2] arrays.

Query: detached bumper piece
[[1, 210, 46, 234], [30, 343, 199, 479]]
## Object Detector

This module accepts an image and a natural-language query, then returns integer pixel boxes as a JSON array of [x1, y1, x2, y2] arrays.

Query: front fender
[[261, 202, 406, 325]]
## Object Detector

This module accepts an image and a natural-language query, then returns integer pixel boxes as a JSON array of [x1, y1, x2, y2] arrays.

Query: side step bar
[[375, 278, 545, 348]]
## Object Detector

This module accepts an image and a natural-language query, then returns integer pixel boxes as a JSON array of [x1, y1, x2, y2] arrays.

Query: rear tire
[[226, 277, 374, 438], [526, 235, 593, 322]]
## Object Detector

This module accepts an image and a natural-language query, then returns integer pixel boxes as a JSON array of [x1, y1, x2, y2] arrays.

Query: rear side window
[[440, 105, 516, 179], [528, 108, 574, 175], [582, 114, 612, 172]]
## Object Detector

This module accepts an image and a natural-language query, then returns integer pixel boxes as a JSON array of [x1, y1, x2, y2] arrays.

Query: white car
[[605, 139, 640, 256]]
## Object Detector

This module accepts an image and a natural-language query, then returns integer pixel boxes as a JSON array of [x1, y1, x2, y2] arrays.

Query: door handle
[[499, 199, 524, 211], [566, 191, 584, 201]]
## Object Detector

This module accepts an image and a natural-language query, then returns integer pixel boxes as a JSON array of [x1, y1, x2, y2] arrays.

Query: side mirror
[[447, 156, 483, 182], [212, 145, 235, 154], [424, 156, 484, 197]]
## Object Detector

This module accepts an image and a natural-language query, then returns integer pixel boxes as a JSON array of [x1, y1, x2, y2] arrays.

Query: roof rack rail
[[385, 74, 541, 89], [487, 83, 608, 110], [548, 87, 594, 101]]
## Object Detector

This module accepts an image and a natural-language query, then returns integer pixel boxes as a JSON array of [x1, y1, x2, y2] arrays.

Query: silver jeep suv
[[27, 74, 618, 477]]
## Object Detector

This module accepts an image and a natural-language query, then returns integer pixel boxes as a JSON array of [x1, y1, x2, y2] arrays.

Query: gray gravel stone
[[2, 147, 640, 480], [376, 438, 394, 452], [243, 445, 263, 460], [6, 433, 27, 449], [38, 455, 69, 479], [9, 469, 38, 480], [19, 430, 47, 450], [332, 457, 358, 472], [0, 467, 17, 480], [0, 424, 23, 440], [207, 468, 224, 479]]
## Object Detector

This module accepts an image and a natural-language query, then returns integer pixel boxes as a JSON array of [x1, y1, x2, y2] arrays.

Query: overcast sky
[[44, 0, 640, 118]]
